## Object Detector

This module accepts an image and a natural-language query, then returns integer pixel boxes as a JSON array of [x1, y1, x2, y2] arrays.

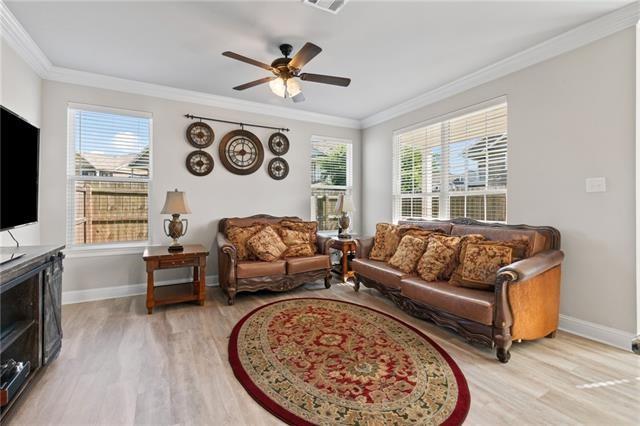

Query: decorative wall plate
[[268, 132, 290, 156], [219, 129, 264, 175], [186, 122, 214, 148], [186, 150, 214, 176], [268, 157, 289, 180]]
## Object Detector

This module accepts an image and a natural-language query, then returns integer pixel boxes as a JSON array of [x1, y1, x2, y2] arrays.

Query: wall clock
[[186, 122, 214, 148], [268, 132, 290, 156], [186, 150, 214, 176], [268, 157, 289, 180], [219, 129, 264, 175]]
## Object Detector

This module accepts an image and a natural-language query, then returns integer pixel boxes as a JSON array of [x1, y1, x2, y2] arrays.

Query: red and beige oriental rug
[[229, 298, 470, 425]]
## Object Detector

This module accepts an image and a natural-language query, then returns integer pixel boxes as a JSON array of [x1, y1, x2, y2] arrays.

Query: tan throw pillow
[[388, 235, 427, 274], [283, 244, 315, 258], [226, 224, 264, 260], [247, 226, 287, 262], [449, 240, 527, 290], [279, 228, 310, 245], [417, 237, 456, 282], [369, 223, 401, 261], [398, 226, 442, 242], [280, 220, 318, 253]]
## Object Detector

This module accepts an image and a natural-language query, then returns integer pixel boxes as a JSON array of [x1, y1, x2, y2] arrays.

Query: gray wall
[[0, 39, 42, 246], [39, 80, 361, 293], [362, 28, 637, 334]]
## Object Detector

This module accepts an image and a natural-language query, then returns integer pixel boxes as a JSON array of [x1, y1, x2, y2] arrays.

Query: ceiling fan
[[222, 42, 351, 103]]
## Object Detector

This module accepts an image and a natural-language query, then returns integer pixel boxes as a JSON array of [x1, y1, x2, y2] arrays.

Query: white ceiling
[[6, 1, 633, 120]]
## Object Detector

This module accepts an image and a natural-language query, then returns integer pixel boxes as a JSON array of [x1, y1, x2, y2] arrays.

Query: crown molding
[[361, 1, 640, 128], [0, 0, 51, 78], [45, 66, 362, 129]]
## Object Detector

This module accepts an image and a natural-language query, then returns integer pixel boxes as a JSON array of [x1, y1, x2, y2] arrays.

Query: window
[[393, 100, 507, 222], [67, 105, 152, 247], [310, 137, 353, 232]]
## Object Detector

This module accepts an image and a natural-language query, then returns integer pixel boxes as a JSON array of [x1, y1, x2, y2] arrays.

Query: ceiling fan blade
[[222, 51, 273, 71], [233, 76, 275, 91], [299, 73, 351, 87], [288, 42, 322, 70], [292, 92, 305, 103]]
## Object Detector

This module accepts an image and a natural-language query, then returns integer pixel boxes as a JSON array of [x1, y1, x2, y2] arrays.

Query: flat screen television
[[1, 106, 40, 231]]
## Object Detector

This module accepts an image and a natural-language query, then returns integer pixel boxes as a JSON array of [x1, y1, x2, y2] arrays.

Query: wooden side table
[[330, 237, 357, 283], [142, 244, 209, 314]]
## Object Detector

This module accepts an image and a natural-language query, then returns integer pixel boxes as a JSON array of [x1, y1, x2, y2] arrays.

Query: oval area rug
[[229, 298, 470, 425]]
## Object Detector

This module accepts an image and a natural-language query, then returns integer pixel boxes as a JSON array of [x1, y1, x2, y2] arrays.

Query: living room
[[0, 1, 638, 425]]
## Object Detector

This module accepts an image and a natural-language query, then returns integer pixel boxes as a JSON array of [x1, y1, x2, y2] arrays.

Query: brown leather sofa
[[352, 218, 564, 363], [217, 215, 332, 305]]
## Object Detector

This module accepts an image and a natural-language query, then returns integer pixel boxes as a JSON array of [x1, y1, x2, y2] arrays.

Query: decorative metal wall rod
[[184, 114, 290, 132]]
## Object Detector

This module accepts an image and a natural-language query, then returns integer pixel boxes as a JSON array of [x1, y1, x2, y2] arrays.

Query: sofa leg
[[496, 347, 511, 363], [324, 275, 331, 289], [227, 290, 236, 306], [354, 278, 360, 292], [545, 330, 557, 338]]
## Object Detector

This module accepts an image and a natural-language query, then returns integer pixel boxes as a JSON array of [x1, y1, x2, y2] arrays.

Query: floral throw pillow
[[226, 224, 264, 260], [280, 220, 318, 253], [416, 237, 456, 282], [369, 223, 401, 261], [449, 240, 528, 290], [247, 226, 288, 262], [388, 235, 427, 274], [283, 244, 315, 258]]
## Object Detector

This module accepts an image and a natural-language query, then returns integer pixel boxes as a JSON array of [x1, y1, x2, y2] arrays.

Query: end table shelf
[[143, 244, 209, 314]]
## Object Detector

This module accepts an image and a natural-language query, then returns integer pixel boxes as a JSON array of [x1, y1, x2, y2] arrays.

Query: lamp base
[[168, 243, 184, 252]]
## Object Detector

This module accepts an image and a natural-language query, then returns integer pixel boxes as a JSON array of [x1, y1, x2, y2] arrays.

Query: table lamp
[[161, 189, 191, 252], [335, 194, 356, 238]]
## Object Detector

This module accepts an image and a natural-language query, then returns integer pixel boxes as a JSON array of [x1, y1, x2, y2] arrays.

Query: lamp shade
[[161, 189, 192, 214], [335, 194, 356, 214]]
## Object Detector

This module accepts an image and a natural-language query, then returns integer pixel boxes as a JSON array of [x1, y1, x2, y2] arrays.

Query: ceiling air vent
[[302, 0, 348, 15]]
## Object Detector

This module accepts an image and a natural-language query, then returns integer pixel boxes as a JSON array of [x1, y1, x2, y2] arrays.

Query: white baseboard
[[559, 314, 635, 352], [62, 275, 218, 305]]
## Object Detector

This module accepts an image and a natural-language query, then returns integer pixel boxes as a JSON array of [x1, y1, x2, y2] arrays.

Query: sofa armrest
[[316, 234, 332, 255], [498, 249, 564, 284], [354, 236, 374, 259], [217, 233, 238, 298], [217, 233, 237, 259]]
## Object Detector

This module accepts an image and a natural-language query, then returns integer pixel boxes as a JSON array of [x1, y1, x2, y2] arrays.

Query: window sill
[[65, 242, 149, 259]]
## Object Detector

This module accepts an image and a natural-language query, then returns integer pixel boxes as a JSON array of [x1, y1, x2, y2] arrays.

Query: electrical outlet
[[585, 177, 606, 193]]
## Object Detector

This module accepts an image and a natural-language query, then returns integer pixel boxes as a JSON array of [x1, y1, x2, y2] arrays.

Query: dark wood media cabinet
[[0, 245, 64, 421]]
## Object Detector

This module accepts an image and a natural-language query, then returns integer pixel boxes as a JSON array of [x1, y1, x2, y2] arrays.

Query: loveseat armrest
[[497, 249, 564, 283], [316, 234, 332, 255], [216, 233, 238, 259], [354, 236, 374, 259]]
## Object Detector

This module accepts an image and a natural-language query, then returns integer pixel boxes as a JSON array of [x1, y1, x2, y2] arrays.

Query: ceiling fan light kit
[[222, 42, 351, 102]]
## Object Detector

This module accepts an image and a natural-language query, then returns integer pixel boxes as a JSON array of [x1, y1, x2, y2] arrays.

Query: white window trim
[[66, 103, 153, 251], [392, 97, 507, 223]]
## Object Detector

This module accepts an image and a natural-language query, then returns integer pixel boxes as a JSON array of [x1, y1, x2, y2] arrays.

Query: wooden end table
[[330, 237, 357, 283], [142, 244, 209, 314]]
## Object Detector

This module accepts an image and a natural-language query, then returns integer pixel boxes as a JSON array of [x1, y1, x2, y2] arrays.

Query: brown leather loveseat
[[217, 215, 332, 305], [352, 218, 564, 363]]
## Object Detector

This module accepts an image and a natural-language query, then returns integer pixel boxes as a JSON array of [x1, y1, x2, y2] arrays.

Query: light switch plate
[[585, 177, 606, 193]]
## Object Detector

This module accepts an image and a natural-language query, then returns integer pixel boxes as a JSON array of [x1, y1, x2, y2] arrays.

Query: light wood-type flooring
[[6, 281, 640, 425]]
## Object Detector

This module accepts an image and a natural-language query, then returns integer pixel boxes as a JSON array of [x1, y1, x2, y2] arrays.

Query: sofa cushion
[[388, 235, 427, 273], [449, 240, 528, 290], [237, 260, 286, 279], [286, 255, 330, 275], [247, 226, 287, 262], [400, 277, 495, 325], [369, 223, 401, 261], [451, 225, 548, 256], [227, 224, 264, 260], [416, 237, 456, 282], [352, 258, 409, 290]]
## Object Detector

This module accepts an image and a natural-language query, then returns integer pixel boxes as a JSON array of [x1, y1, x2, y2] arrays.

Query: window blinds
[[393, 101, 507, 223], [67, 107, 152, 246], [310, 138, 353, 231]]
